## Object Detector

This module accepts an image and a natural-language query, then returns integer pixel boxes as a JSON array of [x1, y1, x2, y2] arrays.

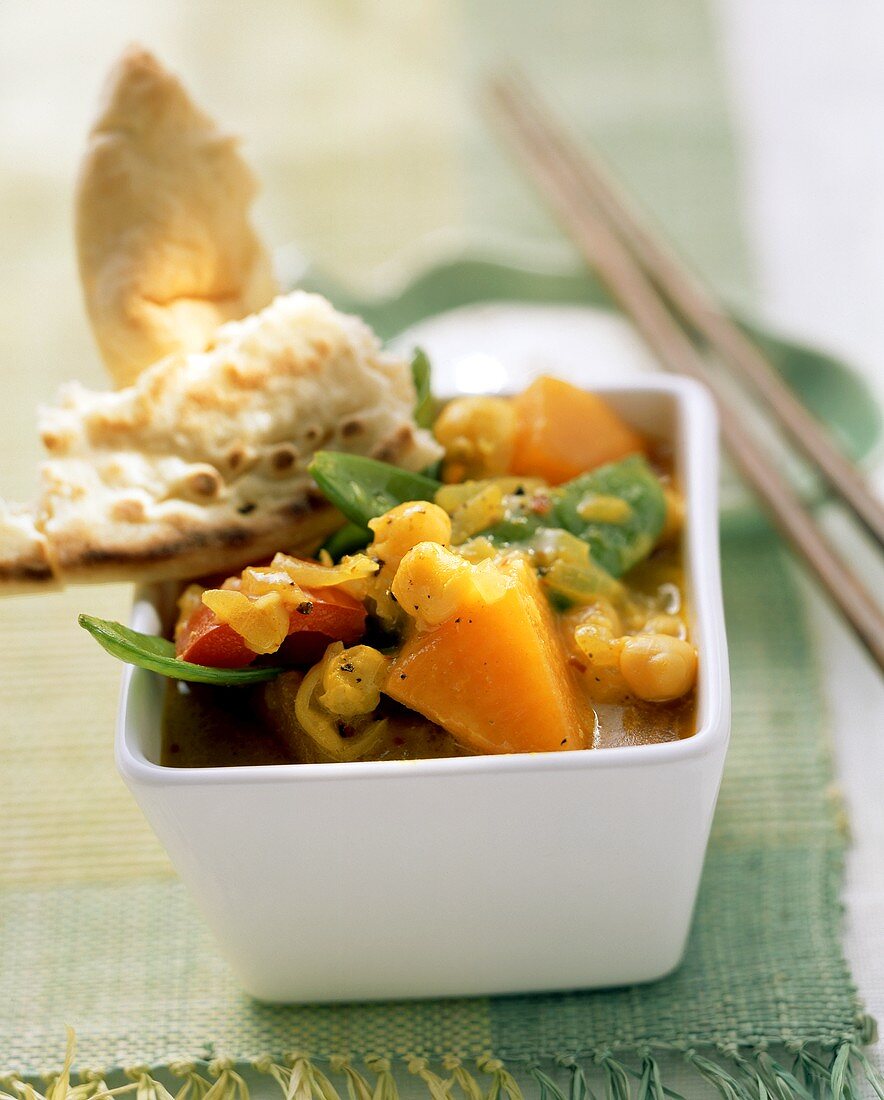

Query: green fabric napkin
[[0, 527, 879, 1100]]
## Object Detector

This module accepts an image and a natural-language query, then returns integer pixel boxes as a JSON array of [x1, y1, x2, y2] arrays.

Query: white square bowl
[[116, 375, 730, 1002]]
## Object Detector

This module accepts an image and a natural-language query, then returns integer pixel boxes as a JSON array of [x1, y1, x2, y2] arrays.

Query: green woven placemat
[[1, 523, 880, 1100]]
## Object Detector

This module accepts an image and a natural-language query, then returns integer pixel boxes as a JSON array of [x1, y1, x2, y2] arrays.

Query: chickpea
[[574, 628, 623, 670], [318, 643, 390, 717], [573, 606, 625, 670], [573, 598, 623, 641], [365, 502, 452, 630], [619, 634, 697, 702], [368, 501, 452, 567], [641, 613, 686, 639], [391, 542, 509, 629], [434, 396, 517, 483]]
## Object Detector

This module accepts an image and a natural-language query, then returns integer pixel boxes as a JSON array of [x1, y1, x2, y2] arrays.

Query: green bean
[[308, 451, 441, 529]]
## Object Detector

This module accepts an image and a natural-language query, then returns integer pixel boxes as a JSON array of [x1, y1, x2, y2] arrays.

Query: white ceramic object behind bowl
[[117, 374, 729, 1003]]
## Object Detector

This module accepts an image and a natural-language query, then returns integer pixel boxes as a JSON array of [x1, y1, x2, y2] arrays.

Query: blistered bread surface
[[1, 291, 441, 587]]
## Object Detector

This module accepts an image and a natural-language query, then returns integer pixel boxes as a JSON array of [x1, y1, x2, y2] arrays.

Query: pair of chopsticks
[[485, 71, 884, 672]]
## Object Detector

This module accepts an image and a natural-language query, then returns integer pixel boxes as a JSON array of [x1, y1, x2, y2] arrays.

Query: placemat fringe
[[439, 1057, 483, 1100], [753, 1050, 815, 1100], [326, 1057, 373, 1100], [678, 1048, 747, 1100], [165, 1065, 212, 1100], [631, 1056, 674, 1100], [363, 1056, 399, 1100], [476, 1057, 523, 1100], [3, 1034, 883, 1100], [553, 1058, 592, 1100], [200, 1061, 248, 1100], [405, 1058, 451, 1100]]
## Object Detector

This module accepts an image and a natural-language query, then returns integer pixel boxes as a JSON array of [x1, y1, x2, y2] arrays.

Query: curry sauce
[[156, 379, 698, 767]]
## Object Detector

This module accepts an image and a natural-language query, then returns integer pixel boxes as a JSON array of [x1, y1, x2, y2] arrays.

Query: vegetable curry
[[156, 374, 698, 766]]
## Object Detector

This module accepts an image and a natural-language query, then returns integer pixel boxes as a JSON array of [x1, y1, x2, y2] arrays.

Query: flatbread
[[76, 46, 278, 388], [0, 291, 441, 592]]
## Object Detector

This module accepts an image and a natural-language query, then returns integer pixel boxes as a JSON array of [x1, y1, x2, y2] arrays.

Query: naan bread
[[0, 292, 441, 591], [76, 46, 278, 388]]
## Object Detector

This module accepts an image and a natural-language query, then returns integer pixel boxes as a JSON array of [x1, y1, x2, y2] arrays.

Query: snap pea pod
[[321, 520, 373, 559], [479, 513, 545, 545], [309, 452, 441, 530], [311, 450, 665, 581], [78, 615, 284, 684], [476, 455, 666, 579], [552, 454, 666, 578], [318, 350, 439, 559]]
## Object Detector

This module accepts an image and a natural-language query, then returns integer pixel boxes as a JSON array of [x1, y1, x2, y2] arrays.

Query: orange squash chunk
[[385, 558, 587, 755], [511, 375, 646, 484]]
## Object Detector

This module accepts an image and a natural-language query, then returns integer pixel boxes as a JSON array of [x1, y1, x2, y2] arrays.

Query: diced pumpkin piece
[[511, 375, 646, 484], [385, 556, 587, 755]]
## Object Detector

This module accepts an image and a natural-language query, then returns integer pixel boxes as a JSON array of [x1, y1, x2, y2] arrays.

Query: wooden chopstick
[[493, 70, 884, 551], [484, 73, 884, 672]]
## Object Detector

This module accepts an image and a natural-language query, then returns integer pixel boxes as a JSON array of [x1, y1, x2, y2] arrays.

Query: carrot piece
[[276, 587, 366, 665], [510, 375, 646, 484], [176, 604, 256, 668], [385, 558, 587, 755]]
